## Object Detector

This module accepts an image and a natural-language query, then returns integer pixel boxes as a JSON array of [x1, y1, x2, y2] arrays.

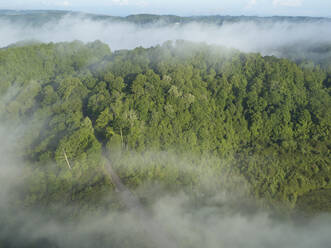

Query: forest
[[0, 39, 330, 247], [0, 39, 330, 209]]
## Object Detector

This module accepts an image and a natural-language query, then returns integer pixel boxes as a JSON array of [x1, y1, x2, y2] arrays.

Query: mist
[[1, 13, 331, 248], [1, 120, 331, 248], [1, 14, 331, 56]]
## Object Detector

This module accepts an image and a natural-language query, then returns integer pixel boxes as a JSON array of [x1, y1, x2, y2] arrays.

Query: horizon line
[[0, 8, 330, 19]]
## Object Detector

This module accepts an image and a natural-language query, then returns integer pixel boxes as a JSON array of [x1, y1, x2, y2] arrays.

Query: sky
[[0, 0, 330, 17]]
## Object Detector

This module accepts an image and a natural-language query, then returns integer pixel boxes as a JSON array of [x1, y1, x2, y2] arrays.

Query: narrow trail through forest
[[104, 156, 178, 248]]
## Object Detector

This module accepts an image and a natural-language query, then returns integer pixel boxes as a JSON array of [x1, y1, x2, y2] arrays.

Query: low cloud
[[1, 13, 331, 248], [0, 15, 330, 58], [0, 119, 331, 248]]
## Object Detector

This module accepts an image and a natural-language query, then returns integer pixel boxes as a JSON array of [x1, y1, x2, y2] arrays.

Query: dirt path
[[104, 158, 178, 248]]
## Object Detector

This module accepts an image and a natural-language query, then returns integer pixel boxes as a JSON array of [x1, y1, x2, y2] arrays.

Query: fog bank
[[1, 123, 331, 248], [1, 15, 331, 55], [1, 14, 331, 248]]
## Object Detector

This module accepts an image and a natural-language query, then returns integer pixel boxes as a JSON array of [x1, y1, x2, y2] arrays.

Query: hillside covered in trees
[[0, 40, 330, 217], [1, 10, 330, 26]]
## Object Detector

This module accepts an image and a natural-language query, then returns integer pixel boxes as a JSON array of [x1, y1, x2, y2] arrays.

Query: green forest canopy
[[0, 40, 330, 213]]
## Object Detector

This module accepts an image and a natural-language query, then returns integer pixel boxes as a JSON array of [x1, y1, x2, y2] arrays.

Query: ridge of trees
[[0, 40, 330, 213]]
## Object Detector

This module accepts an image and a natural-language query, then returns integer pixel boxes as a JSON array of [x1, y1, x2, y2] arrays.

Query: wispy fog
[[1, 14, 331, 248], [2, 190, 331, 248], [1, 121, 331, 248], [1, 15, 331, 55]]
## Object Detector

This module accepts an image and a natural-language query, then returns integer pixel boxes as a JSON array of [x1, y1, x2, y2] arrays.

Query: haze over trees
[[1, 10, 331, 57], [0, 11, 331, 247], [0, 40, 330, 213]]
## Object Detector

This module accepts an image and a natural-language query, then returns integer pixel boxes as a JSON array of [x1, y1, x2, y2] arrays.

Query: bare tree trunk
[[120, 127, 123, 149], [63, 149, 72, 169]]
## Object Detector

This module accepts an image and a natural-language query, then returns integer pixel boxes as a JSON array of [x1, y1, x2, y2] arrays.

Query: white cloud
[[136, 1, 148, 7], [41, 1, 71, 7], [273, 0, 303, 7], [246, 0, 257, 9], [112, 0, 129, 6], [62, 1, 70, 6], [1, 15, 331, 54]]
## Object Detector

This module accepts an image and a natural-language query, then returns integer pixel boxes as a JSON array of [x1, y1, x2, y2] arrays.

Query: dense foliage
[[0, 40, 330, 213]]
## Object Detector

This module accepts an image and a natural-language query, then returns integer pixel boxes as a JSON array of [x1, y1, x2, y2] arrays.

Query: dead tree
[[63, 149, 72, 170]]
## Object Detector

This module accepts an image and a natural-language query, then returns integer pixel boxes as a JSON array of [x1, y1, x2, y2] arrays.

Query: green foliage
[[1, 40, 330, 213]]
